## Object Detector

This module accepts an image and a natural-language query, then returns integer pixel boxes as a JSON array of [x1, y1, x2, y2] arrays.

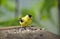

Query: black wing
[[18, 18, 24, 22]]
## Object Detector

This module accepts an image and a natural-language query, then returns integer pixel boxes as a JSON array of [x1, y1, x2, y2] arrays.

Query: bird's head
[[26, 14, 32, 19]]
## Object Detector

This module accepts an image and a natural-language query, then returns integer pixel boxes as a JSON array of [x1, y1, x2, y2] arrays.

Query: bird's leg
[[16, 27, 21, 31], [22, 27, 26, 30], [20, 26, 26, 30]]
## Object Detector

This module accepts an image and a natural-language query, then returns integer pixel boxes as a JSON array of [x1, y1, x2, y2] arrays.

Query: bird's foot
[[20, 27, 26, 30]]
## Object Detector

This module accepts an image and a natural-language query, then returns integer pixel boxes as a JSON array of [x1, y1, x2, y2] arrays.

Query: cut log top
[[0, 26, 21, 30], [0, 26, 60, 39]]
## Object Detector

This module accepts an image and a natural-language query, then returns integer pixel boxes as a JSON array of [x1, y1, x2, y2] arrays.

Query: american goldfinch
[[19, 14, 32, 27]]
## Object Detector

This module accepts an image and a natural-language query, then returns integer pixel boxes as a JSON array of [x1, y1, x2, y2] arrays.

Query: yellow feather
[[19, 15, 32, 27]]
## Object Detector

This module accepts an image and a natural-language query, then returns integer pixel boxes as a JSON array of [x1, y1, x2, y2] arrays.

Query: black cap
[[28, 14, 32, 18]]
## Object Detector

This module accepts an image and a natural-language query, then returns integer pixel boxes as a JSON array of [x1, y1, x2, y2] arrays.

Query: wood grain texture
[[0, 26, 60, 39]]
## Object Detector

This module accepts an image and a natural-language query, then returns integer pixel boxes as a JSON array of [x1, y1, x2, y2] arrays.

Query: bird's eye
[[28, 14, 32, 18]]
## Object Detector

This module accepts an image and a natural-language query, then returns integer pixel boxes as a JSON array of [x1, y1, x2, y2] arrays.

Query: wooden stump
[[0, 26, 60, 39]]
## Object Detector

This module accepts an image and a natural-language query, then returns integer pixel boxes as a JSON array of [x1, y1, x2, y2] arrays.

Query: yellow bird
[[19, 14, 32, 28]]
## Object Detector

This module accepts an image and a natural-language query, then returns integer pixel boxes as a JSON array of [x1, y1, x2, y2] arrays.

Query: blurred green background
[[0, 0, 59, 35]]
